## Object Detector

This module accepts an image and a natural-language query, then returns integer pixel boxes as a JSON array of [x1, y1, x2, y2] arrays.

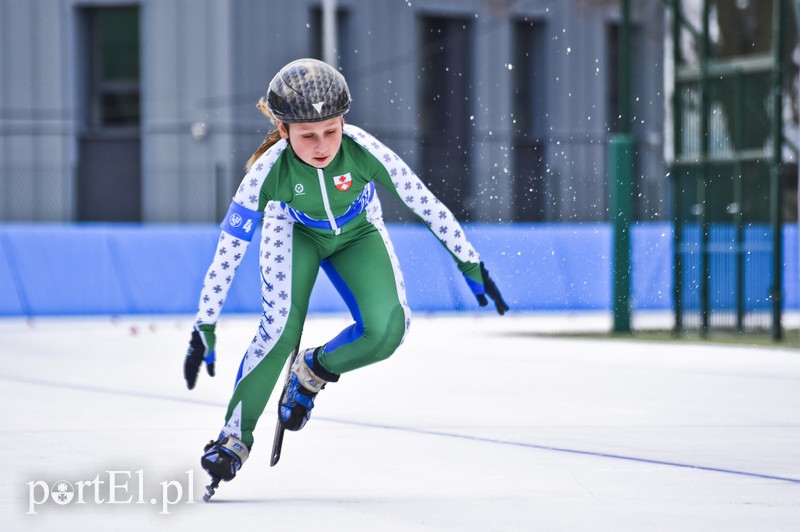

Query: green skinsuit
[[194, 124, 484, 447]]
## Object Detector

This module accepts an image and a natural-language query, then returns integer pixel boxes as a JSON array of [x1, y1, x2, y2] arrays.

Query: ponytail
[[244, 97, 284, 171], [245, 129, 282, 171]]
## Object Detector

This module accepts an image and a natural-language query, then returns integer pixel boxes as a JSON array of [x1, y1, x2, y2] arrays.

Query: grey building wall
[[1, 0, 76, 221], [0, 0, 666, 223]]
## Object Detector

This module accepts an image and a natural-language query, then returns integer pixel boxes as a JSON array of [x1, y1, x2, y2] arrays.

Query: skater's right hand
[[184, 324, 216, 390]]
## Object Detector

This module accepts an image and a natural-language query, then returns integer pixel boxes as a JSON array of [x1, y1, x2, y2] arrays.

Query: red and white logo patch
[[333, 173, 353, 192]]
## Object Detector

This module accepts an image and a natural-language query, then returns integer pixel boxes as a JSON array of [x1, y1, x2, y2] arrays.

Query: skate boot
[[201, 434, 249, 478], [279, 347, 340, 431]]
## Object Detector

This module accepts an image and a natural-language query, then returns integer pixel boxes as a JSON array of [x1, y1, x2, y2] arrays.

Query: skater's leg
[[317, 220, 410, 374], [275, 220, 409, 430], [217, 216, 321, 449]]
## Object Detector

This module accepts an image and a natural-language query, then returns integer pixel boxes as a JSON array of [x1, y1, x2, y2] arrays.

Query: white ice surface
[[1, 312, 799, 531]]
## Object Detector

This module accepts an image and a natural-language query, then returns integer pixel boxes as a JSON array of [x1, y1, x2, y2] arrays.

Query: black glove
[[476, 262, 509, 315], [184, 324, 216, 390]]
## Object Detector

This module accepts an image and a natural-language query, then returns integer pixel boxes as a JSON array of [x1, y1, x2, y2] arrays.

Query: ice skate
[[278, 347, 339, 432], [200, 435, 250, 501]]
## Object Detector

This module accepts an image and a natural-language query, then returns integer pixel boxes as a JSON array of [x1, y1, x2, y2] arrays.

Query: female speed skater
[[183, 58, 509, 495]]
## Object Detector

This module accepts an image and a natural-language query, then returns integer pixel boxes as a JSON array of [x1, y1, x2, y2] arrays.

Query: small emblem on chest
[[333, 173, 353, 192]]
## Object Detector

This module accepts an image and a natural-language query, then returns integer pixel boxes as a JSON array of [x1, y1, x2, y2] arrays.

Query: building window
[[86, 6, 140, 128], [78, 5, 141, 222], [512, 19, 548, 221], [417, 15, 473, 220], [309, 6, 352, 74]]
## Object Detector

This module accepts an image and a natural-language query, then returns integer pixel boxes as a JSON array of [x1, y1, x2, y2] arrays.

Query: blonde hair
[[245, 97, 283, 171]]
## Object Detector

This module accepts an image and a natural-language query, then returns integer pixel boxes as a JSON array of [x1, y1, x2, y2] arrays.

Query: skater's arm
[[185, 208, 260, 390], [343, 126, 478, 260], [192, 222, 258, 326], [192, 140, 287, 326], [185, 144, 285, 389], [343, 125, 508, 314], [184, 202, 262, 389]]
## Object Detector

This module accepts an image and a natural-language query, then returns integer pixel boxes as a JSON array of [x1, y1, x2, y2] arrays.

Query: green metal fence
[[667, 0, 792, 339]]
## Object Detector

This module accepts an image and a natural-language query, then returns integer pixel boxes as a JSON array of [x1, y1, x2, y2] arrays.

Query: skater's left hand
[[462, 262, 509, 315], [475, 262, 509, 315], [184, 324, 216, 390]]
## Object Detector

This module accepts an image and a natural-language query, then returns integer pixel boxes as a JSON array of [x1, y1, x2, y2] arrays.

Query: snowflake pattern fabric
[[343, 124, 479, 266], [188, 122, 489, 448], [236, 203, 295, 382], [194, 125, 479, 388], [193, 231, 250, 327], [193, 140, 289, 327]]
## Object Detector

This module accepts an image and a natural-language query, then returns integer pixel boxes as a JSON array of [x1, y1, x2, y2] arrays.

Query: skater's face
[[279, 117, 343, 169]]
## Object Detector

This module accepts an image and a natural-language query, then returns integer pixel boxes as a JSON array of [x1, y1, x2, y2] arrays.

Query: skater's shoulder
[[343, 123, 370, 140], [342, 124, 396, 163]]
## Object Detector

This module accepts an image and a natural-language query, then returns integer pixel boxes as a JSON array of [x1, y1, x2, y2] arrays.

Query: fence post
[[610, 0, 633, 334], [770, 0, 785, 340], [609, 135, 633, 333]]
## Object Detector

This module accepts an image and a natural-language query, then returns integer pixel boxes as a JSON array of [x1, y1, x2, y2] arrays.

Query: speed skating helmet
[[266, 58, 351, 123]]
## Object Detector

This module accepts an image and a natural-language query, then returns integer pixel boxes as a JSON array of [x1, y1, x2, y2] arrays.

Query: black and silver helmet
[[266, 58, 351, 123]]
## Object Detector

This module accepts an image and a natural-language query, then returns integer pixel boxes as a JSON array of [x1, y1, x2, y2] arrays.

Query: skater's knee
[[385, 304, 408, 347], [367, 305, 408, 362]]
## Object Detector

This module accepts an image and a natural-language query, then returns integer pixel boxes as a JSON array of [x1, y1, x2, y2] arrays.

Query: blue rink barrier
[[0, 222, 796, 316]]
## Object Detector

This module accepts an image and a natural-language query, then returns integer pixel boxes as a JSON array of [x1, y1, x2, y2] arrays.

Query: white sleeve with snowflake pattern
[[193, 140, 287, 326], [343, 124, 480, 266], [193, 231, 251, 326]]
